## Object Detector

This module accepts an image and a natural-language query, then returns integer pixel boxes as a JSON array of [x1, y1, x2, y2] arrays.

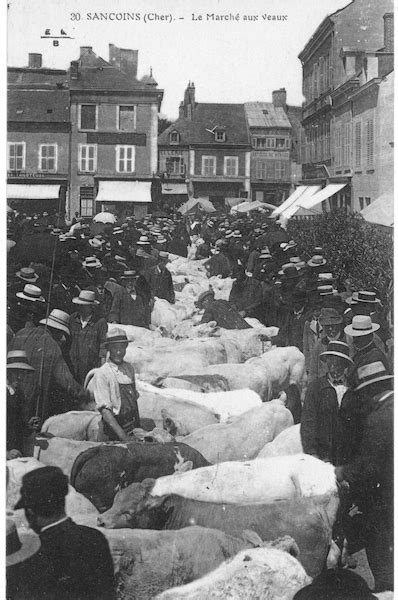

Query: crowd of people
[[6, 206, 394, 596]]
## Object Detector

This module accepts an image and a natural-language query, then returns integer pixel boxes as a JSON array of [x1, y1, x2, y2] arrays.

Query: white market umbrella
[[93, 212, 117, 224]]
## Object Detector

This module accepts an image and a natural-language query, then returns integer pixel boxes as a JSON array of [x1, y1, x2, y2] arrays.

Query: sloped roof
[[245, 102, 291, 128], [159, 103, 250, 146], [8, 68, 68, 88], [69, 48, 160, 92], [8, 89, 70, 122]]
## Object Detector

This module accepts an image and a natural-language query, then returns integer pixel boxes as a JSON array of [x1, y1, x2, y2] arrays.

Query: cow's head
[[161, 408, 180, 437], [133, 427, 175, 444], [97, 478, 164, 528]]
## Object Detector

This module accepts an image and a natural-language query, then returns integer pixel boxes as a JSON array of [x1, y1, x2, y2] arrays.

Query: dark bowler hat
[[14, 466, 69, 511], [196, 289, 215, 307], [319, 307, 343, 326]]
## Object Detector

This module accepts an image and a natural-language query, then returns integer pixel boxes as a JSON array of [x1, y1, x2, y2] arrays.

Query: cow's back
[[164, 494, 335, 578]]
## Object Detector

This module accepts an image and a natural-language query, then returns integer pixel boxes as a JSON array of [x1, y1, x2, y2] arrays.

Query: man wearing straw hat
[[90, 329, 141, 441], [7, 350, 40, 460], [69, 290, 108, 384], [335, 361, 393, 593], [9, 309, 88, 447]]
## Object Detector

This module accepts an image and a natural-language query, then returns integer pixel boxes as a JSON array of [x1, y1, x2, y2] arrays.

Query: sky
[[7, 0, 350, 120]]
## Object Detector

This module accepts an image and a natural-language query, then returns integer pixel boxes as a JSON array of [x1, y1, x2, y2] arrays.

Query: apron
[[102, 383, 140, 441]]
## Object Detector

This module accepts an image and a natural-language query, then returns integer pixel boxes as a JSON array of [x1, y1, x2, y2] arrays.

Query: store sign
[[7, 171, 46, 178]]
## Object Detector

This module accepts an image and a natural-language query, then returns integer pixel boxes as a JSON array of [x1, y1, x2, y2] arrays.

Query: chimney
[[183, 81, 195, 119], [365, 54, 379, 81], [179, 101, 184, 119], [383, 13, 394, 52], [70, 60, 79, 80], [109, 44, 138, 78], [28, 53, 42, 69], [272, 88, 287, 109]]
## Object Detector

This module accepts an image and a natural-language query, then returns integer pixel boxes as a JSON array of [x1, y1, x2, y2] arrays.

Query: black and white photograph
[[6, 0, 394, 597]]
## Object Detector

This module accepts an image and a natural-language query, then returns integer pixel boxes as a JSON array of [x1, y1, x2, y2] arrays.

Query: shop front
[[95, 180, 152, 221], [7, 181, 67, 216]]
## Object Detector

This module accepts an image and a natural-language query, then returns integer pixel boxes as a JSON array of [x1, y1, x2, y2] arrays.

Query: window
[[335, 125, 342, 167], [39, 144, 57, 172], [255, 161, 267, 179], [267, 161, 275, 179], [275, 161, 287, 179], [319, 56, 325, 93], [266, 137, 275, 148], [166, 156, 185, 175], [224, 156, 238, 177], [366, 119, 374, 167], [118, 106, 136, 131], [169, 131, 180, 144], [313, 63, 318, 98], [343, 122, 351, 166], [116, 145, 135, 173], [80, 186, 95, 217], [365, 196, 371, 207], [8, 142, 25, 171], [355, 121, 362, 168], [275, 138, 286, 149], [253, 137, 266, 149], [202, 156, 216, 176], [79, 104, 97, 130], [215, 130, 226, 142], [79, 144, 97, 172], [359, 197, 364, 210], [255, 191, 264, 201]]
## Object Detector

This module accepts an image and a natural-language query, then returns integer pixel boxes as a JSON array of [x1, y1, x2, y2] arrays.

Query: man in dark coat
[[229, 266, 263, 321], [69, 290, 108, 384], [198, 289, 251, 330], [273, 290, 308, 352], [108, 270, 148, 327], [301, 341, 359, 466], [335, 362, 393, 593], [9, 466, 116, 600], [9, 310, 87, 442], [344, 315, 391, 387], [146, 252, 175, 304]]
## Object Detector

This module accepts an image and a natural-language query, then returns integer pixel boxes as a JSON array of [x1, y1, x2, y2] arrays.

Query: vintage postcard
[[6, 0, 393, 597]]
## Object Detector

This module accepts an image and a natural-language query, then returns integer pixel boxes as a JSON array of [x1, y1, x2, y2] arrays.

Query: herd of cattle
[[6, 255, 389, 599]]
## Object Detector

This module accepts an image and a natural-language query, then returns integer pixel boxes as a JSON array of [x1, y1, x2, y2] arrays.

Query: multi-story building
[[245, 88, 303, 206], [7, 45, 164, 219], [158, 82, 251, 209], [7, 53, 70, 215], [298, 0, 393, 215]]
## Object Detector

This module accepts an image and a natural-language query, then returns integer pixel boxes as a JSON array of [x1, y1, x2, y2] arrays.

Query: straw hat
[[7, 350, 35, 371], [307, 255, 327, 267], [104, 328, 130, 346], [354, 360, 393, 391], [356, 291, 379, 304], [344, 315, 380, 337], [40, 309, 70, 336], [82, 256, 102, 269], [6, 520, 40, 567], [88, 238, 105, 249], [320, 341, 353, 364], [121, 270, 139, 280], [16, 284, 45, 303], [136, 236, 151, 246], [15, 267, 39, 283], [72, 290, 99, 305]]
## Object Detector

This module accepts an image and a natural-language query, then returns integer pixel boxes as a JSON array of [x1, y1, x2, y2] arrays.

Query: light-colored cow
[[257, 424, 303, 459]]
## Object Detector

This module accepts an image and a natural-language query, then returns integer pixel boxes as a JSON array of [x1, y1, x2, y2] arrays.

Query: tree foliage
[[287, 209, 393, 306], [158, 117, 173, 134]]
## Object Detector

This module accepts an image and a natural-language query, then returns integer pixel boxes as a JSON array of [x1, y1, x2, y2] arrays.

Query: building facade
[[7, 54, 70, 215], [7, 45, 163, 219], [245, 89, 303, 206], [158, 82, 251, 209], [299, 0, 394, 214]]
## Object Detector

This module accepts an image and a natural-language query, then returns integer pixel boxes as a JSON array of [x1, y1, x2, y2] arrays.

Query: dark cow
[[70, 442, 210, 512], [97, 482, 340, 578]]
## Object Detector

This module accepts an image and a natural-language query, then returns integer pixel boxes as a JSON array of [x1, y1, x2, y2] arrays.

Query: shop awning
[[225, 197, 243, 208], [179, 197, 216, 215], [7, 184, 61, 199], [161, 183, 188, 195], [95, 181, 152, 203], [232, 200, 275, 213], [361, 193, 393, 227], [271, 186, 308, 217], [281, 186, 322, 219], [299, 183, 347, 211]]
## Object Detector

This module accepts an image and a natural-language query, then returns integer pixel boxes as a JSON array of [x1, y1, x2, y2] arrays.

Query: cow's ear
[[177, 460, 193, 473]]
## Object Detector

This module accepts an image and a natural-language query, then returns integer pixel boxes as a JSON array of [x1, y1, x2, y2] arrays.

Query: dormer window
[[215, 129, 226, 142], [170, 131, 180, 145]]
